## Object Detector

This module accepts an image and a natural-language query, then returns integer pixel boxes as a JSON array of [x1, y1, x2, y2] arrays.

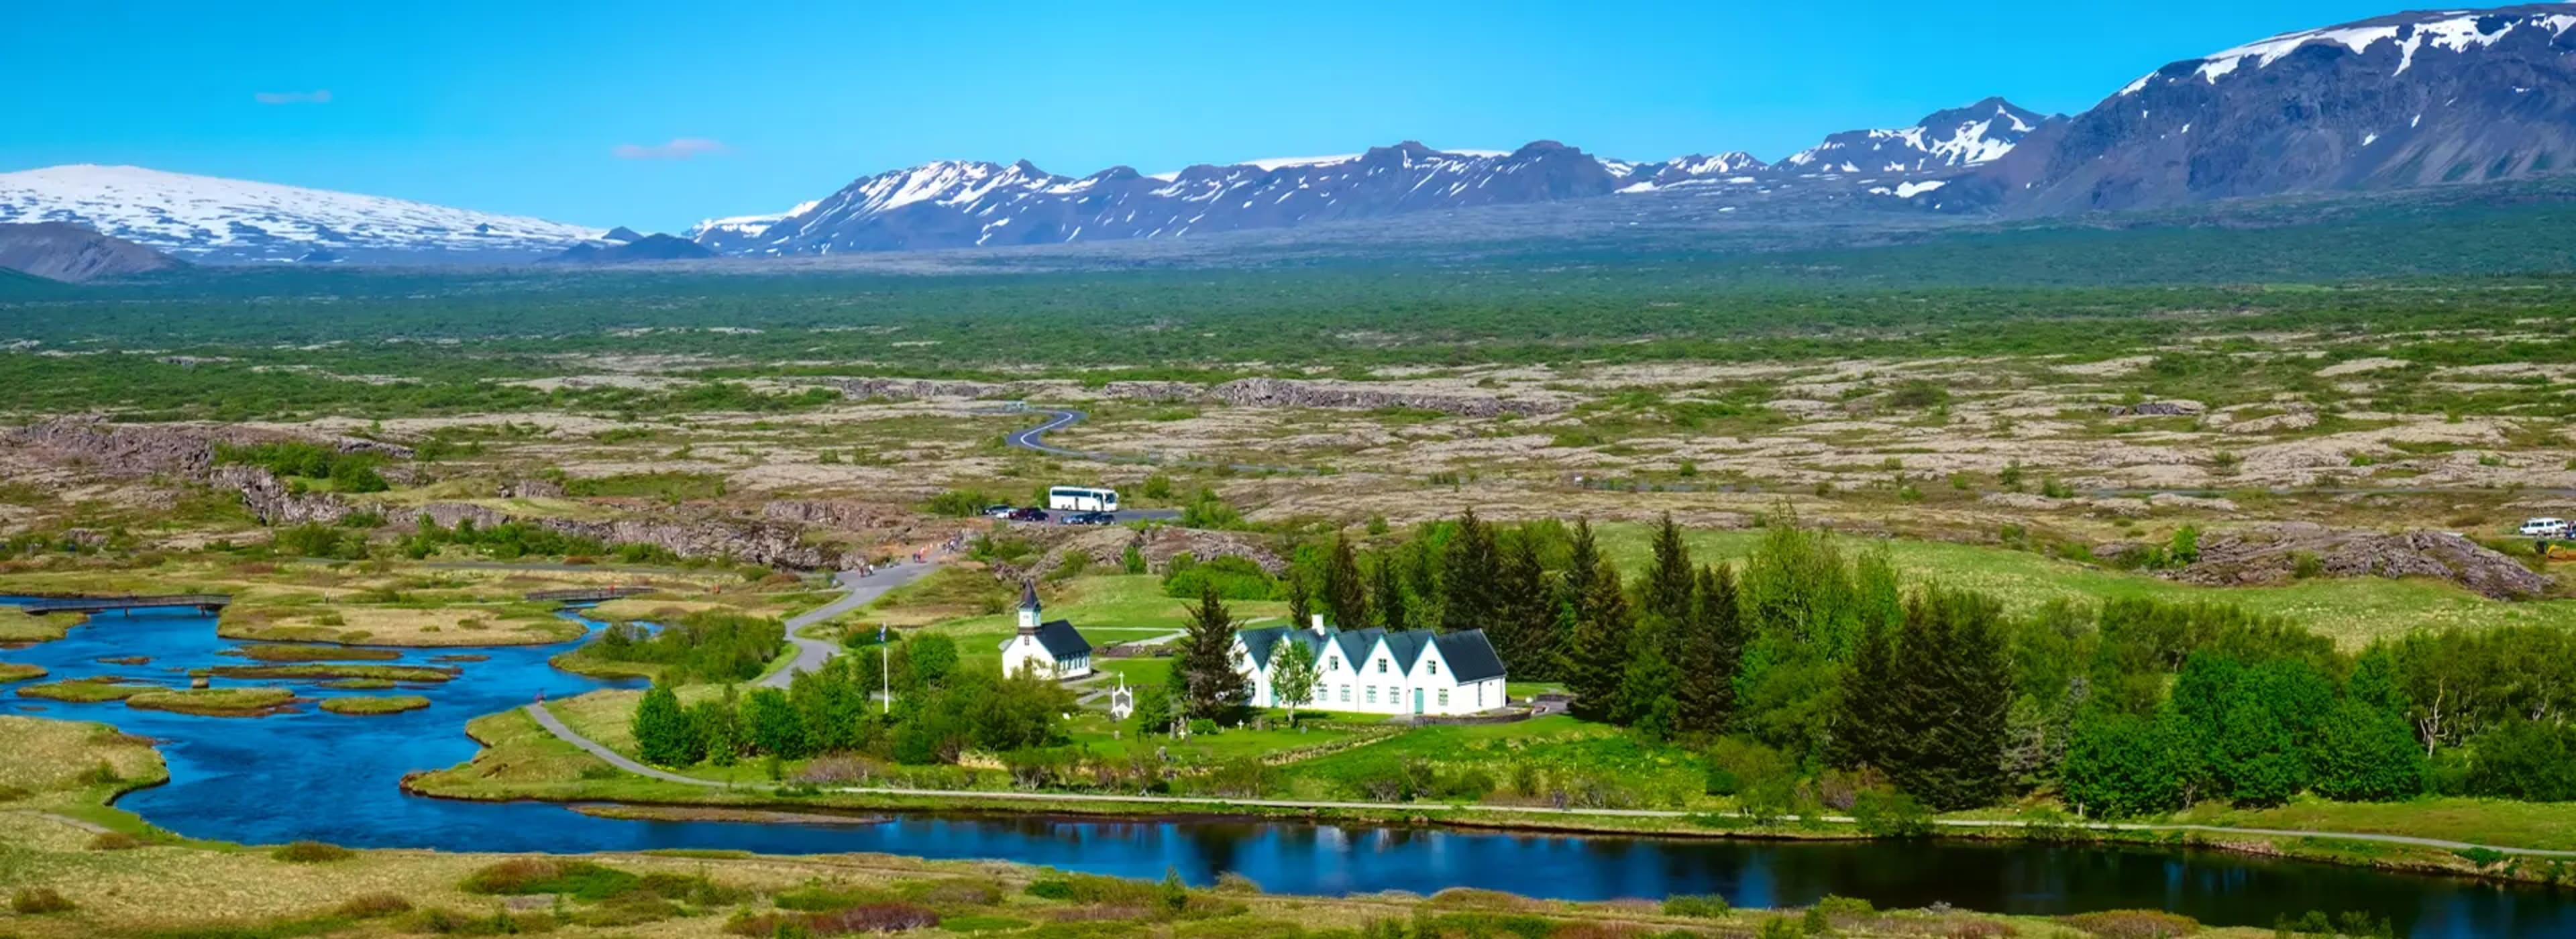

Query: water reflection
[[2, 602, 2569, 937]]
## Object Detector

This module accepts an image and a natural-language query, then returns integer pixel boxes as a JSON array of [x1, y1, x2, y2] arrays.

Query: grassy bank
[[0, 713, 2110, 939], [124, 686, 297, 717]]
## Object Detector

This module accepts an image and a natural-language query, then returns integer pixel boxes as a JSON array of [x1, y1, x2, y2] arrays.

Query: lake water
[[4, 601, 2571, 937]]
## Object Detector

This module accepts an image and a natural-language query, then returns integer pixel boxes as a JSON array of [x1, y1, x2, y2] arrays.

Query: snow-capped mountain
[[1781, 98, 2055, 175], [1953, 4, 2576, 215], [706, 142, 1637, 254], [0, 165, 604, 263]]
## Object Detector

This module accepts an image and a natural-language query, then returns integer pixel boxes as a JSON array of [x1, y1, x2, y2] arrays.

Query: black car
[[1008, 507, 1049, 522], [1064, 511, 1115, 526]]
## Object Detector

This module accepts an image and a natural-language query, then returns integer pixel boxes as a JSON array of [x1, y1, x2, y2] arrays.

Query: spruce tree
[[1175, 583, 1251, 721], [1286, 567, 1316, 629], [1618, 623, 1682, 738], [1564, 555, 1633, 723], [1493, 530, 1558, 681], [1324, 533, 1371, 629], [1643, 513, 1697, 632], [1370, 552, 1409, 630], [1827, 605, 1902, 773], [1440, 509, 1500, 634], [1886, 587, 2010, 810], [1674, 563, 1744, 736], [633, 681, 700, 767]]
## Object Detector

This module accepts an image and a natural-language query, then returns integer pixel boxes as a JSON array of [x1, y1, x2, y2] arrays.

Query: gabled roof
[[1004, 618, 1089, 660], [1237, 625, 1291, 671], [1433, 629, 1507, 683]]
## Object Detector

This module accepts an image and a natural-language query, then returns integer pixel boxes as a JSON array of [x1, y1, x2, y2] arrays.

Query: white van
[[2519, 517, 2567, 538], [1047, 486, 1120, 512]]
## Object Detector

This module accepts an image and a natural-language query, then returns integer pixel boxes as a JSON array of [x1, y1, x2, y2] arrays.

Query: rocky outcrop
[[2105, 400, 2206, 417], [213, 465, 356, 526], [537, 516, 837, 570], [831, 378, 1024, 401], [3, 418, 231, 478], [762, 500, 906, 531], [1134, 526, 1287, 575], [2173, 522, 2552, 600], [1098, 377, 1563, 417], [499, 478, 565, 499], [403, 502, 509, 531]]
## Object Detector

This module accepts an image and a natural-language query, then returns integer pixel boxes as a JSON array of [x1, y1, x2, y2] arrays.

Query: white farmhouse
[[998, 582, 1093, 680], [1230, 616, 1505, 717]]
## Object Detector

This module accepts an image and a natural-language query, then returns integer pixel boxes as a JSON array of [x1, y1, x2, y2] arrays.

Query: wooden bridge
[[18, 594, 232, 616], [524, 586, 659, 604]]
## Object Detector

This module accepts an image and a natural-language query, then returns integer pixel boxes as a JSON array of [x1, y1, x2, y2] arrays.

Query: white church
[[999, 582, 1093, 680], [1230, 616, 1506, 716]]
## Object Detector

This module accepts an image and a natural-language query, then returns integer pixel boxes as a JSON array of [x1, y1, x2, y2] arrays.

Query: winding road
[[996, 404, 1314, 480], [759, 562, 940, 689]]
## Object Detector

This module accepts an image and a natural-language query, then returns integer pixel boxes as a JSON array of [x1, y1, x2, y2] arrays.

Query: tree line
[[1285, 512, 2576, 815]]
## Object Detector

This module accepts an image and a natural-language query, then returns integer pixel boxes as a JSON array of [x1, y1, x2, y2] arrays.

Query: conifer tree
[[1371, 552, 1409, 630], [1828, 604, 1902, 773], [1286, 567, 1316, 629], [1175, 583, 1251, 721], [633, 681, 701, 767], [1887, 587, 2010, 810], [1643, 513, 1697, 632], [1440, 510, 1500, 634], [1324, 533, 1371, 629], [1493, 529, 1558, 681], [1565, 553, 1633, 723], [1618, 623, 1682, 738], [1675, 563, 1745, 735]]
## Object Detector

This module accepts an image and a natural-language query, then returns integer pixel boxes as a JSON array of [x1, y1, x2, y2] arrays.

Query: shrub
[[74, 760, 122, 786], [11, 887, 74, 914], [272, 840, 356, 863], [1661, 894, 1731, 918], [1851, 790, 1934, 838], [2058, 909, 2200, 938], [88, 832, 144, 850], [1213, 872, 1263, 894], [460, 859, 639, 900], [943, 915, 1034, 933], [335, 892, 415, 918], [725, 902, 939, 936]]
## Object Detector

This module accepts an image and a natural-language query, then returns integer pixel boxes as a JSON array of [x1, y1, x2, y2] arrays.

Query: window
[[1438, 689, 1450, 707], [1339, 685, 1349, 702], [1328, 656, 1339, 671], [1428, 661, 1439, 676], [1366, 686, 1377, 704], [1376, 658, 1388, 674]]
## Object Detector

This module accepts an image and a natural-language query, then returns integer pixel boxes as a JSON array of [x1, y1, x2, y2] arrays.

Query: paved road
[[759, 563, 939, 689], [519, 701, 2576, 857], [996, 405, 1313, 481]]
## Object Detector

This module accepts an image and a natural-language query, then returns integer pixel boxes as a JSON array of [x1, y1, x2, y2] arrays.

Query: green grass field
[[1590, 524, 2576, 647], [915, 574, 1281, 667]]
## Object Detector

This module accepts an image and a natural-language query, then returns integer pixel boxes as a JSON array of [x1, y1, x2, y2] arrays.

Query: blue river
[[2, 602, 2569, 937]]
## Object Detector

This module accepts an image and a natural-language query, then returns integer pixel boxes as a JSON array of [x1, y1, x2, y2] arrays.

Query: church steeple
[[1017, 581, 1040, 634]]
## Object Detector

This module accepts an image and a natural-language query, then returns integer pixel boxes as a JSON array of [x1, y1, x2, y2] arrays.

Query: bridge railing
[[17, 594, 233, 614]]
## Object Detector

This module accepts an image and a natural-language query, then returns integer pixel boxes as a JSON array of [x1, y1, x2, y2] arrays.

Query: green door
[[1412, 688, 1424, 714]]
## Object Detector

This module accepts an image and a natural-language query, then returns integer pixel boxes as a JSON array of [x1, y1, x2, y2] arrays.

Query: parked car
[[2520, 517, 2568, 538], [982, 504, 1016, 518], [1064, 510, 1115, 526], [1008, 507, 1050, 522]]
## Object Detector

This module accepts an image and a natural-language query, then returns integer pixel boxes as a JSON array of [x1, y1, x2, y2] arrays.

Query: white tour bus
[[1047, 486, 1120, 512]]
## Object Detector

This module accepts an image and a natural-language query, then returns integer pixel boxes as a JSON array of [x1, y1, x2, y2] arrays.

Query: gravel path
[[759, 563, 939, 689]]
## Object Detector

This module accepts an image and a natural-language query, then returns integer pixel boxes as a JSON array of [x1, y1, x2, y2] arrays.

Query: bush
[[1160, 554, 1279, 600], [1851, 790, 1934, 838], [460, 859, 639, 900], [2058, 909, 2200, 938], [335, 892, 415, 918], [272, 840, 356, 863], [88, 832, 144, 850], [1661, 894, 1731, 918], [925, 489, 995, 517], [727, 902, 940, 936], [11, 887, 74, 914]]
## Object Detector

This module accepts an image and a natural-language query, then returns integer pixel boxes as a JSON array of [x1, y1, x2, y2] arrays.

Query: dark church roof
[[1029, 619, 1091, 660], [1019, 580, 1040, 611]]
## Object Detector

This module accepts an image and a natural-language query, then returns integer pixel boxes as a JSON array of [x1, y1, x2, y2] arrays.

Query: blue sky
[[11, 0, 2410, 231]]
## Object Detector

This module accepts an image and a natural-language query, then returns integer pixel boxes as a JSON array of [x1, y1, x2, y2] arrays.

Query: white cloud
[[612, 137, 729, 160], [253, 90, 332, 105]]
